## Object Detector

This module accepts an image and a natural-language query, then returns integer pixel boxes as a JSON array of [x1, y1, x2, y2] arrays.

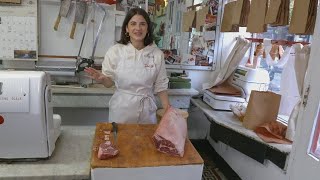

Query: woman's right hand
[[84, 67, 107, 83]]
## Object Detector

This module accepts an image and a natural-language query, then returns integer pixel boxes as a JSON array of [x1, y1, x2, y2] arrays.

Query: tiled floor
[[191, 139, 242, 180]]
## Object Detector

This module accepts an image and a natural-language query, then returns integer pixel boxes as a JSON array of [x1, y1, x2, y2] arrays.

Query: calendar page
[[0, 0, 38, 61]]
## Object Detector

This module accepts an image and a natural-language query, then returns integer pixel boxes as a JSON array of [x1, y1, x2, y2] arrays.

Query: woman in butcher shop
[[85, 7, 169, 124]]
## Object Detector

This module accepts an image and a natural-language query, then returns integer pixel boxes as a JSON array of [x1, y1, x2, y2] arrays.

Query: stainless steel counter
[[0, 126, 95, 180]]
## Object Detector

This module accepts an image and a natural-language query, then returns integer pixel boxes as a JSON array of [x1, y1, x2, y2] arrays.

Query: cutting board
[[91, 123, 203, 169]]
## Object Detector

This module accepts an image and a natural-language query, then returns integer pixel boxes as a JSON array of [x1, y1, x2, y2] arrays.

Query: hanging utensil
[[76, 1, 107, 72], [53, 0, 72, 31], [70, 0, 87, 39]]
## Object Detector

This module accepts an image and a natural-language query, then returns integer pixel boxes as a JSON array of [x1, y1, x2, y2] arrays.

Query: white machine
[[203, 65, 270, 110], [0, 71, 61, 159]]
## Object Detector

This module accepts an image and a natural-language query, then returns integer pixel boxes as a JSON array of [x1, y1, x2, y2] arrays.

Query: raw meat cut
[[152, 106, 187, 157], [97, 141, 119, 160]]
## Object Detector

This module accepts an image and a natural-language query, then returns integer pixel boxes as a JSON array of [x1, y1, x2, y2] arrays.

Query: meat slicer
[[0, 71, 61, 159], [76, 1, 107, 87], [203, 65, 270, 110]]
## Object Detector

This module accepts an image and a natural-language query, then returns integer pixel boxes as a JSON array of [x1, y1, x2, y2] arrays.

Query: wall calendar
[[0, 0, 38, 61]]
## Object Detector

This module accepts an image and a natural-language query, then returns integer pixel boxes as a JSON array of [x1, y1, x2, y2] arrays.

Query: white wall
[[39, 0, 116, 58]]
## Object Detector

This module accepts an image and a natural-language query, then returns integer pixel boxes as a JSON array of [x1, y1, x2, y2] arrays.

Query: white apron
[[108, 44, 159, 124]]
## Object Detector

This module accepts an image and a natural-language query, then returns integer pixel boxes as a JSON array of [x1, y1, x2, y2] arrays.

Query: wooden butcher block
[[90, 123, 203, 169]]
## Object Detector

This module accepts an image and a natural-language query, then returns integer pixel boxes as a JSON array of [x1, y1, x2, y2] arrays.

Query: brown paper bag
[[281, 0, 290, 26], [270, 0, 289, 26], [232, 0, 250, 27], [196, 6, 209, 31], [289, 0, 317, 34], [231, 0, 243, 25], [208, 82, 242, 97], [265, 0, 282, 24], [243, 91, 281, 130], [240, 0, 250, 26], [254, 121, 292, 144], [305, 0, 318, 34], [246, 0, 268, 33], [221, 1, 239, 32], [182, 10, 196, 32], [283, 0, 290, 26]]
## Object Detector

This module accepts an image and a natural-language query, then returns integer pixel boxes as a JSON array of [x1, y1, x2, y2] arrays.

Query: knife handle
[[70, 22, 77, 39], [54, 15, 61, 31], [112, 122, 118, 133]]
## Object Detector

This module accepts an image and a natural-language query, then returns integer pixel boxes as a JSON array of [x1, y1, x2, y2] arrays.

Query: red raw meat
[[153, 107, 187, 157], [97, 141, 119, 160]]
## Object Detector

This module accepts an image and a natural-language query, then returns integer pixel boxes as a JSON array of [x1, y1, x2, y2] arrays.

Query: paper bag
[[221, 1, 239, 32], [208, 82, 242, 97], [276, 0, 290, 26], [266, 0, 290, 26], [232, 0, 250, 27], [304, 0, 318, 34], [243, 91, 281, 130], [246, 0, 268, 33], [196, 6, 209, 31], [289, 0, 318, 34], [182, 10, 196, 32], [254, 121, 292, 144], [231, 0, 244, 25], [265, 0, 282, 24]]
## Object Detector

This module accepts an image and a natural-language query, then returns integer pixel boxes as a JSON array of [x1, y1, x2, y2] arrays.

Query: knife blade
[[112, 122, 118, 146], [70, 0, 87, 39], [54, 0, 71, 31]]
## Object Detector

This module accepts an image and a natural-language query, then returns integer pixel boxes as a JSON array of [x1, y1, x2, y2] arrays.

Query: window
[[310, 103, 320, 159], [250, 26, 311, 124], [247, 0, 312, 124], [244, 0, 310, 94], [255, 26, 311, 93]]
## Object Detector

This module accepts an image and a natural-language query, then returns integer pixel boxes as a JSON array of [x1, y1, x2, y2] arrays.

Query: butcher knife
[[112, 122, 118, 146], [53, 0, 71, 31], [70, 0, 87, 39]]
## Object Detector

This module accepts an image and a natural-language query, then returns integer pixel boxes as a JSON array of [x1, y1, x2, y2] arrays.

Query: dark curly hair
[[117, 8, 154, 46]]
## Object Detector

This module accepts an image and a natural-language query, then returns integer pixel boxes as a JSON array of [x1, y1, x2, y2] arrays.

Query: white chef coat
[[102, 43, 168, 124]]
